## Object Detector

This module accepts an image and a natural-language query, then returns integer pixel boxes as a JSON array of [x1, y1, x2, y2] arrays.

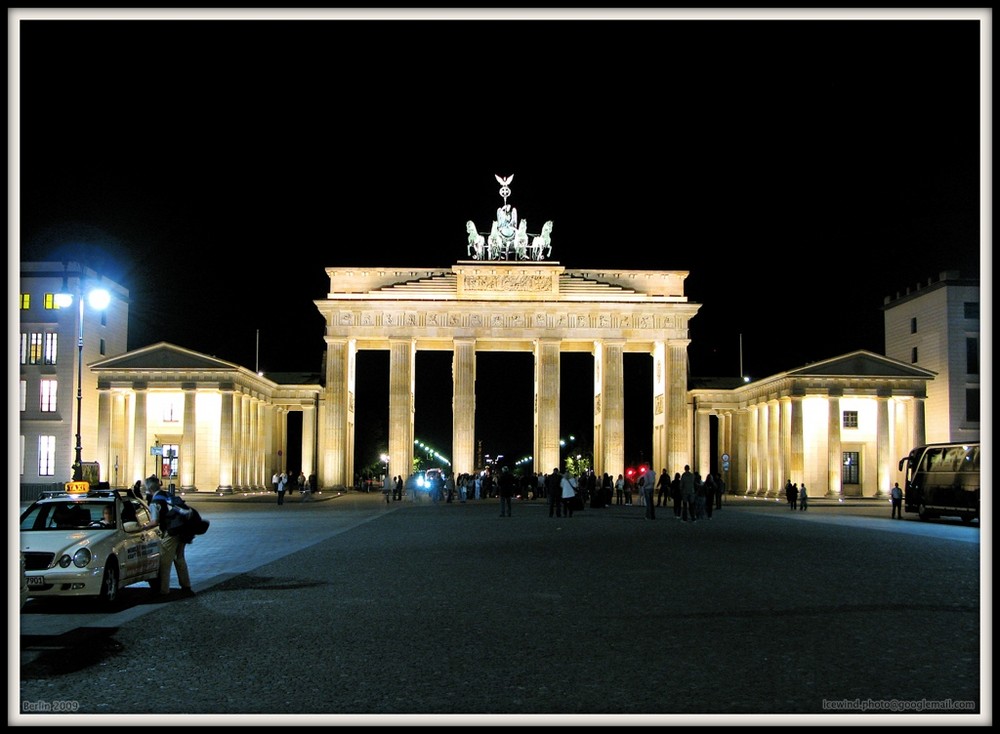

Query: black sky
[[14, 10, 985, 471]]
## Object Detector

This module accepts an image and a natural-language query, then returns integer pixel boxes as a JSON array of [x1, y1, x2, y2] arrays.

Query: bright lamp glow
[[88, 288, 111, 310]]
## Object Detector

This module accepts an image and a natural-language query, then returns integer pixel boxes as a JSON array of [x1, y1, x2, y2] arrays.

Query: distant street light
[[55, 286, 111, 481]]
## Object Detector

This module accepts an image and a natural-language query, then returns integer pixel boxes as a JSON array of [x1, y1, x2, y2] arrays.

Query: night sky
[[13, 9, 985, 471]]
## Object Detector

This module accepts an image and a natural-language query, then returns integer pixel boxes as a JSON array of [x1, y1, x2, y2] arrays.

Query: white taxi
[[19, 481, 161, 607]]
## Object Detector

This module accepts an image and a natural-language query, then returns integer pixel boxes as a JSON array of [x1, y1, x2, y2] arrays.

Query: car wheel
[[99, 560, 121, 607]]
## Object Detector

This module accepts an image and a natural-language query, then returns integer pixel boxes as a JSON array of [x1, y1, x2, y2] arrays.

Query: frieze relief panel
[[463, 273, 553, 292]]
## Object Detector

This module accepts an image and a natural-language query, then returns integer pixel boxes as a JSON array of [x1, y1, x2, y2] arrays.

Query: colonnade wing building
[[75, 260, 934, 498], [316, 262, 700, 489]]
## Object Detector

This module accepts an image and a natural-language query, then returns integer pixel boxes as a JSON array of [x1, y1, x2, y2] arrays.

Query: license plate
[[26, 576, 45, 587]]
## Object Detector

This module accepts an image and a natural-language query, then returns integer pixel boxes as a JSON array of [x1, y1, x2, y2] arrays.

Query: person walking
[[560, 468, 578, 518], [890, 482, 903, 518], [276, 473, 286, 505], [704, 473, 717, 519], [141, 481, 194, 599], [656, 468, 670, 508], [680, 465, 695, 522], [642, 466, 656, 519], [799, 482, 808, 511], [671, 472, 682, 519], [498, 466, 515, 517], [271, 471, 280, 494], [785, 479, 796, 510], [546, 468, 563, 517], [395, 474, 404, 501], [615, 473, 625, 505]]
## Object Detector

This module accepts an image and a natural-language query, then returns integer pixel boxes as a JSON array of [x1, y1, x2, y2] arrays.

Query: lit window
[[29, 333, 43, 365], [38, 435, 56, 476], [44, 333, 58, 365], [842, 411, 859, 429], [43, 293, 62, 310], [160, 444, 179, 479], [20, 293, 30, 309], [20, 333, 27, 365], [20, 381, 26, 411], [842, 451, 860, 484], [40, 379, 58, 412]]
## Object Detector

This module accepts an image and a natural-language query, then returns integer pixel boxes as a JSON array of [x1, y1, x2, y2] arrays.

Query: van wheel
[[99, 560, 121, 607], [918, 504, 932, 521]]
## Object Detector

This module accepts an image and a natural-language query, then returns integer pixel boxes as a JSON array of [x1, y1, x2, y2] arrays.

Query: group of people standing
[[271, 470, 315, 505], [784, 479, 808, 510]]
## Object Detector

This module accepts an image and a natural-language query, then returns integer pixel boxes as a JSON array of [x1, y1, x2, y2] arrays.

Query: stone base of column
[[215, 485, 234, 495]]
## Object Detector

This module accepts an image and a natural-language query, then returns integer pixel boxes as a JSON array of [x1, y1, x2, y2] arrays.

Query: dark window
[[911, 346, 918, 364], [910, 317, 917, 334], [843, 452, 860, 484], [966, 337, 978, 374], [964, 302, 979, 320], [843, 411, 859, 429], [967, 388, 980, 422]]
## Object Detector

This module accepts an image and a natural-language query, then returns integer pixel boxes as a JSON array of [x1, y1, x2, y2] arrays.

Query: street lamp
[[55, 286, 111, 481]]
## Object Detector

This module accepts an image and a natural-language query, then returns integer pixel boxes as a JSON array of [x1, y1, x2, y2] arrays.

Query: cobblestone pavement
[[16, 492, 985, 725]]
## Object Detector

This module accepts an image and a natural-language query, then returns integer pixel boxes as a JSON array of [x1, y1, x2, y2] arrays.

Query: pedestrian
[[144, 474, 159, 504], [680, 465, 695, 521], [276, 473, 286, 505], [704, 473, 717, 519], [271, 471, 280, 494], [297, 470, 306, 495], [785, 479, 796, 510], [799, 482, 808, 511], [642, 466, 656, 519], [615, 473, 625, 505], [624, 473, 634, 506], [141, 482, 194, 599], [131, 480, 144, 501], [546, 468, 563, 517], [716, 473, 725, 509], [671, 472, 682, 519], [693, 472, 706, 520], [383, 476, 391, 504], [395, 474, 404, 501], [498, 466, 515, 517], [656, 468, 670, 507], [560, 468, 578, 518], [890, 482, 903, 518], [445, 472, 456, 503]]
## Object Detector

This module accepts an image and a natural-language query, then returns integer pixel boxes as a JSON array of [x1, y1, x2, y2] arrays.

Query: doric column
[[746, 405, 759, 494], [96, 384, 112, 484], [240, 392, 251, 488], [767, 399, 780, 496], [322, 338, 352, 488], [651, 341, 667, 476], [778, 397, 791, 491], [179, 383, 197, 491], [790, 394, 804, 485], [389, 339, 415, 488], [756, 403, 768, 495], [301, 402, 316, 480], [131, 383, 148, 485], [452, 338, 477, 477], [534, 338, 561, 475], [666, 341, 690, 473], [735, 408, 749, 495], [876, 393, 891, 497], [248, 396, 260, 488], [912, 396, 926, 448], [696, 407, 711, 476], [598, 340, 624, 478], [218, 383, 234, 493], [827, 392, 842, 496]]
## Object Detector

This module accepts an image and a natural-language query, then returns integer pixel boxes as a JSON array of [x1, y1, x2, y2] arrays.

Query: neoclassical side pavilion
[[315, 262, 701, 488]]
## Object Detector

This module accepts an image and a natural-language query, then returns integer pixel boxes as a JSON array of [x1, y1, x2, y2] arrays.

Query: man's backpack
[[154, 493, 210, 543]]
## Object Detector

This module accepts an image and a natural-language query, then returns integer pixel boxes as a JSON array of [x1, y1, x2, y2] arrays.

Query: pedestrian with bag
[[141, 480, 195, 599]]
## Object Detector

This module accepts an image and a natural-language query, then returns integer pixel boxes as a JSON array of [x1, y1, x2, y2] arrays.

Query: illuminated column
[[827, 392, 842, 497], [696, 408, 710, 476], [912, 396, 926, 448], [747, 405, 759, 494], [735, 408, 749, 495], [757, 403, 768, 495], [96, 385, 112, 484], [180, 383, 197, 491], [778, 397, 791, 492], [767, 399, 780, 496], [598, 340, 624, 478], [453, 339, 476, 477], [651, 341, 667, 475], [389, 339, 415, 488], [322, 338, 352, 488], [248, 397, 260, 488], [534, 338, 561, 476], [790, 394, 804, 485], [666, 341, 690, 473], [240, 393, 251, 488], [218, 384, 234, 493], [875, 393, 890, 497], [301, 402, 316, 480], [110, 392, 128, 488], [263, 402, 275, 481], [131, 383, 148, 485]]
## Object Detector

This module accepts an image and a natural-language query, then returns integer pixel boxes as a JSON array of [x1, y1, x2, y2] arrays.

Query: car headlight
[[58, 548, 93, 568]]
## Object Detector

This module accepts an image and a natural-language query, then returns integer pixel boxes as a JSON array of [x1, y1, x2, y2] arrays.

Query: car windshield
[[20, 501, 115, 531]]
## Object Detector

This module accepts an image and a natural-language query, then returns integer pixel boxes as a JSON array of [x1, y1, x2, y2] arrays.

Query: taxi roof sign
[[65, 481, 91, 494]]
